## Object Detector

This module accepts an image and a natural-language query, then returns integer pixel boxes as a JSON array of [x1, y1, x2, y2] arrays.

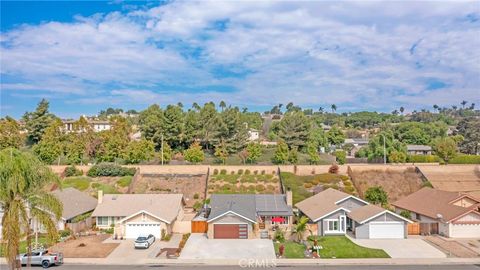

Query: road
[[13, 265, 478, 270]]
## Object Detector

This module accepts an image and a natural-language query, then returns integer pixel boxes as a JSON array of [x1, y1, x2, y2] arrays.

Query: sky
[[1, 1, 479, 118]]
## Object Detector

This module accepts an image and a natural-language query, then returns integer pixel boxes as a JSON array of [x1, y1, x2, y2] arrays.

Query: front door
[[340, 216, 346, 232]]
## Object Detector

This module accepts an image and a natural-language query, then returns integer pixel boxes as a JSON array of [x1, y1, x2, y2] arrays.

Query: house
[[343, 138, 369, 157], [247, 128, 260, 141], [207, 193, 293, 239], [392, 187, 480, 238], [407, 145, 432, 155], [51, 187, 97, 231], [63, 119, 111, 133], [296, 188, 412, 239], [91, 191, 185, 239]]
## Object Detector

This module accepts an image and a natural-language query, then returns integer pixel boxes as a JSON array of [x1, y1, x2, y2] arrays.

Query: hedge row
[[449, 155, 480, 164], [64, 166, 83, 177], [87, 163, 136, 177], [406, 155, 440, 163]]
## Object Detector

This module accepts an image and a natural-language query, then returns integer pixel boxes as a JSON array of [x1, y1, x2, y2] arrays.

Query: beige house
[[91, 191, 185, 239]]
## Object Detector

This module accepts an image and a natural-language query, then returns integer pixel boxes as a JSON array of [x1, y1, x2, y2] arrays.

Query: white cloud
[[1, 0, 479, 115]]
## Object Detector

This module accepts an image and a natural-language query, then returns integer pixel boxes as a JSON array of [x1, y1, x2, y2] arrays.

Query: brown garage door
[[213, 224, 248, 239]]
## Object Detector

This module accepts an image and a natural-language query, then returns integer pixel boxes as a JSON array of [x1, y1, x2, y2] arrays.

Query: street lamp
[[379, 134, 386, 164]]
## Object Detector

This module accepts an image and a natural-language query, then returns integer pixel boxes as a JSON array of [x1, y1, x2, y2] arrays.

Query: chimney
[[98, 190, 103, 204], [286, 189, 293, 207]]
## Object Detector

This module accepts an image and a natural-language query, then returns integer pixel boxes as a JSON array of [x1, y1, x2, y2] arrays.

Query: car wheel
[[41, 260, 50, 268]]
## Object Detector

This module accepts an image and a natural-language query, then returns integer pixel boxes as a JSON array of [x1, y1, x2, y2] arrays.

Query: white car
[[134, 234, 155, 249]]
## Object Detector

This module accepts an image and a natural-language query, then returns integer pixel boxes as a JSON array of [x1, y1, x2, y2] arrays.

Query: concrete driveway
[[179, 233, 276, 260], [352, 238, 446, 258]]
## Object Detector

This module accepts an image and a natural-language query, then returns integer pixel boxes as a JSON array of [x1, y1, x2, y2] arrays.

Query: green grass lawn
[[116, 175, 133, 187], [274, 241, 306, 258], [310, 236, 390, 259], [62, 177, 92, 191], [92, 182, 120, 194], [0, 236, 50, 256]]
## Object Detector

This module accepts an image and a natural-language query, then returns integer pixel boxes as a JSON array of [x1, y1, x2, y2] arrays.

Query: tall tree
[[219, 101, 226, 112], [433, 137, 458, 164], [162, 104, 185, 149], [273, 139, 289, 164], [246, 142, 262, 164], [461, 100, 468, 109], [456, 117, 480, 155], [0, 148, 63, 270], [0, 117, 24, 150], [33, 119, 66, 164], [123, 139, 155, 164], [213, 107, 248, 153], [326, 126, 345, 146], [399, 106, 405, 115], [22, 99, 56, 144], [138, 104, 164, 149], [97, 116, 131, 162], [198, 103, 219, 150], [331, 104, 337, 113], [278, 111, 310, 150]]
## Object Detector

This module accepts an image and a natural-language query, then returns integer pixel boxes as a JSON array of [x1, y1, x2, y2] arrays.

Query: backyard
[[0, 236, 49, 256], [208, 169, 281, 194], [61, 176, 127, 195], [274, 236, 389, 259], [281, 172, 357, 204]]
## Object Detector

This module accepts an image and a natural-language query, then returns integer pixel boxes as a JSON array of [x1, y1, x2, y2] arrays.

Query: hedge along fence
[[449, 155, 480, 164], [87, 163, 137, 177], [407, 155, 441, 163]]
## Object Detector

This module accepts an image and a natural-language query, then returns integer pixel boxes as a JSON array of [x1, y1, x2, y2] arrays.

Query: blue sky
[[1, 1, 479, 118]]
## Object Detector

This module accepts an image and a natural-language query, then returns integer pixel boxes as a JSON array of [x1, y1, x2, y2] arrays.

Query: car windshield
[[136, 237, 147, 241]]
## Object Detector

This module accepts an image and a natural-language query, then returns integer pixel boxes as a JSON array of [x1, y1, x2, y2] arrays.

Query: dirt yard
[[208, 169, 281, 195], [349, 166, 424, 203], [50, 234, 119, 258], [133, 174, 207, 208]]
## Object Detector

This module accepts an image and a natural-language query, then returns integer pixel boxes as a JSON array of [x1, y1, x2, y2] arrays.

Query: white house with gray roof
[[207, 193, 293, 239]]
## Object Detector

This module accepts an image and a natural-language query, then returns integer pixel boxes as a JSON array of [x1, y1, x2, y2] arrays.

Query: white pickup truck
[[17, 249, 63, 268]]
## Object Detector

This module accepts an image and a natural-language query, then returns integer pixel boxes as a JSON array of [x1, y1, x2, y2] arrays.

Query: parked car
[[17, 249, 63, 268], [134, 234, 155, 249]]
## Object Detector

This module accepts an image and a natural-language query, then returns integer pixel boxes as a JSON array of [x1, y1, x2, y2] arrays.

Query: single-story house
[[296, 188, 412, 239], [407, 145, 432, 155], [91, 191, 185, 239], [393, 187, 480, 238], [247, 128, 260, 141], [207, 193, 293, 239], [343, 138, 369, 157], [51, 187, 97, 231]]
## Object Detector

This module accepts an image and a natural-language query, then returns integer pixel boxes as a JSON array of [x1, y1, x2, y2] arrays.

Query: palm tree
[[461, 100, 467, 109], [399, 106, 405, 115], [433, 104, 439, 112], [177, 102, 183, 108], [452, 105, 458, 111], [331, 104, 337, 113], [219, 101, 226, 112], [0, 148, 63, 270], [469, 103, 475, 110], [318, 107, 324, 114], [192, 102, 200, 111], [292, 216, 310, 242]]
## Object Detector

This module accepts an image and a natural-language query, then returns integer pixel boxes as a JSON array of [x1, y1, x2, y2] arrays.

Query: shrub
[[59, 230, 71, 238], [304, 183, 313, 188], [238, 169, 244, 175], [406, 155, 440, 163], [117, 176, 132, 188], [310, 179, 320, 185], [400, 210, 412, 219], [344, 186, 355, 193], [220, 169, 227, 175], [261, 170, 265, 175], [254, 170, 258, 175], [245, 169, 251, 175], [328, 164, 339, 174], [230, 171, 235, 175], [274, 229, 285, 242], [343, 181, 352, 187], [193, 193, 199, 199], [64, 166, 83, 177], [87, 163, 136, 177], [193, 201, 202, 211], [334, 150, 346, 165], [213, 169, 219, 175], [255, 184, 265, 192], [365, 186, 388, 206], [449, 155, 480, 164]]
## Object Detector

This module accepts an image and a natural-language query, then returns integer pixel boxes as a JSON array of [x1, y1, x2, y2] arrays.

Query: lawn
[[0, 236, 50, 256], [62, 177, 91, 191], [274, 241, 306, 258], [91, 182, 120, 194], [310, 236, 390, 259], [116, 175, 133, 188]]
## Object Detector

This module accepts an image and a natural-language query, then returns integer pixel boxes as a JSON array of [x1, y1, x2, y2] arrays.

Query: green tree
[[273, 140, 289, 164], [326, 126, 345, 146], [213, 107, 248, 153], [246, 142, 262, 163], [278, 111, 310, 149], [306, 142, 320, 164], [365, 186, 388, 207], [288, 146, 299, 164], [432, 137, 458, 164], [0, 117, 24, 150], [33, 119, 66, 164], [138, 104, 164, 149], [159, 142, 173, 163], [334, 150, 346, 165], [22, 99, 56, 144], [0, 148, 63, 270], [163, 104, 185, 149], [198, 103, 219, 150], [123, 139, 155, 164], [97, 116, 131, 162], [184, 142, 205, 163], [388, 150, 406, 163], [292, 216, 310, 242], [456, 117, 480, 155], [214, 140, 229, 164]]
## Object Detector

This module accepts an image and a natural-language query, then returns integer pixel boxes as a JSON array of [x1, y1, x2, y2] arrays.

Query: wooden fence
[[408, 223, 420, 235], [66, 218, 93, 233], [191, 221, 208, 233]]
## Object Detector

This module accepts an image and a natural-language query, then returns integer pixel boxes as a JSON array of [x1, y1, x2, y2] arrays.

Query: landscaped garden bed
[[208, 169, 280, 194]]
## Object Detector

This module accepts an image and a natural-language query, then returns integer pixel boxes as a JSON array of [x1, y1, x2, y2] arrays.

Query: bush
[[220, 169, 227, 175], [274, 229, 285, 242], [328, 164, 339, 174], [344, 181, 352, 187], [213, 169, 219, 175], [400, 210, 412, 219], [59, 230, 71, 238], [255, 184, 265, 192], [254, 170, 258, 175], [365, 186, 388, 206], [245, 169, 251, 175], [304, 183, 313, 188], [344, 186, 355, 193], [261, 170, 265, 175], [117, 176, 132, 188], [193, 193, 199, 199], [406, 155, 440, 163], [449, 155, 480, 164], [238, 169, 244, 175], [64, 166, 83, 177], [230, 171, 235, 175], [87, 163, 136, 177], [334, 151, 346, 165]]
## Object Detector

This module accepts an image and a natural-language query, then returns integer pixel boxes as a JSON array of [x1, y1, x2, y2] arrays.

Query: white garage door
[[125, 222, 161, 239], [450, 224, 480, 238], [369, 222, 404, 239]]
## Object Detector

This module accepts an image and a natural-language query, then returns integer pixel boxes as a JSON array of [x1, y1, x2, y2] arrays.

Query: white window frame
[[325, 215, 347, 233], [97, 216, 109, 226]]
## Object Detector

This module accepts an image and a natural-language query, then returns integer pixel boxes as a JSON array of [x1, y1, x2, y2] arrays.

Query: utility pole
[[380, 134, 386, 164], [161, 134, 164, 165]]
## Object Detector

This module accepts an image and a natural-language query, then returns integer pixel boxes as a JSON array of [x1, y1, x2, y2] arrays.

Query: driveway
[[352, 238, 446, 258], [179, 233, 276, 260]]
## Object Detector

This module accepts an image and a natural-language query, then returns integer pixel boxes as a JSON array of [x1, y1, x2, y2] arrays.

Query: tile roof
[[295, 188, 351, 221], [91, 194, 183, 224], [392, 187, 480, 222], [52, 188, 97, 220]]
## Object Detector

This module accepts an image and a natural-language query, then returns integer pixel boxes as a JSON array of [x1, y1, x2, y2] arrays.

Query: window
[[327, 220, 338, 231], [97, 217, 109, 226], [415, 213, 421, 221]]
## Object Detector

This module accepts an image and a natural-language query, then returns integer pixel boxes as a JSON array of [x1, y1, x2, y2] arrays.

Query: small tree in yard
[[433, 137, 459, 164], [288, 146, 299, 164], [388, 150, 406, 163], [273, 140, 289, 164], [246, 142, 262, 163], [307, 142, 320, 164], [292, 216, 310, 242], [184, 142, 205, 163], [214, 140, 228, 164], [365, 186, 388, 207], [334, 150, 346, 165]]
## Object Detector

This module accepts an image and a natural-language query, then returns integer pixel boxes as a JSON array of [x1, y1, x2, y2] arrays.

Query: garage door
[[450, 224, 480, 238], [213, 224, 248, 239], [125, 223, 161, 239], [369, 222, 404, 239]]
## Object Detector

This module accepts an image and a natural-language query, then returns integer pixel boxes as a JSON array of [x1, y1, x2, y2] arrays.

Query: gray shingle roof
[[208, 194, 293, 222], [407, 144, 432, 151], [52, 188, 97, 221]]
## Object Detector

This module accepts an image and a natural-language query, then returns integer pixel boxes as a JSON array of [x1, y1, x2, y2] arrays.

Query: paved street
[[9, 265, 479, 270]]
